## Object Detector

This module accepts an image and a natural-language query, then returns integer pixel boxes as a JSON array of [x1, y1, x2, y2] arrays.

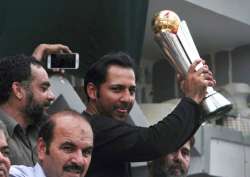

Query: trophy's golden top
[[152, 10, 180, 34]]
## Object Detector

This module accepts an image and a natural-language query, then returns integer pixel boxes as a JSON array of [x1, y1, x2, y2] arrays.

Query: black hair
[[0, 54, 43, 104], [83, 52, 136, 101]]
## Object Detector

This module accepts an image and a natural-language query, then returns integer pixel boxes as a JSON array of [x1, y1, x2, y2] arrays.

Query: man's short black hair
[[0, 54, 43, 104], [83, 52, 136, 101]]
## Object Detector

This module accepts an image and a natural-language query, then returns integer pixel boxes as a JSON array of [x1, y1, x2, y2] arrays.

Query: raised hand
[[179, 59, 216, 104], [32, 44, 72, 61]]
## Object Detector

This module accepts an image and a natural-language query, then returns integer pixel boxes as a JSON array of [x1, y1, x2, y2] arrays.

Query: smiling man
[[83, 52, 215, 177], [10, 110, 94, 177], [0, 55, 55, 165]]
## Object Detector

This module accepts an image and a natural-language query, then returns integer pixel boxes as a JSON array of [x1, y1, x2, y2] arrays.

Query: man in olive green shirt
[[0, 44, 71, 165], [0, 55, 55, 165]]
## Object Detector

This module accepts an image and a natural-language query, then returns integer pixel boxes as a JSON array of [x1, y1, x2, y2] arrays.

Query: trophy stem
[[202, 90, 233, 119]]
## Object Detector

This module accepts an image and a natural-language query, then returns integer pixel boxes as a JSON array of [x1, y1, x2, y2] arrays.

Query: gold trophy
[[152, 10, 232, 119]]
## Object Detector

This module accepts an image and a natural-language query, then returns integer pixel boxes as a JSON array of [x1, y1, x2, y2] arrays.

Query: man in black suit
[[83, 52, 215, 177]]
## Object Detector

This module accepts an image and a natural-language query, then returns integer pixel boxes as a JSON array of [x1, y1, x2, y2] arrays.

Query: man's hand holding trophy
[[152, 10, 232, 120]]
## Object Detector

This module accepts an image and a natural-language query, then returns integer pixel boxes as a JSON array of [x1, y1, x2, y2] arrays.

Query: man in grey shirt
[[0, 44, 71, 166], [0, 54, 55, 165]]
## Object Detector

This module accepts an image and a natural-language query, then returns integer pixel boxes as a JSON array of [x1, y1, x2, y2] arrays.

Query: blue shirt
[[10, 163, 46, 177]]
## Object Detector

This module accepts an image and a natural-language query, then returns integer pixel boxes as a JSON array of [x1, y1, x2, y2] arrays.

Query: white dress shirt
[[10, 163, 46, 177]]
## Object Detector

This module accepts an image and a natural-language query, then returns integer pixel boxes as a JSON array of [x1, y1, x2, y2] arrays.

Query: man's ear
[[37, 137, 47, 160], [12, 82, 25, 100], [87, 82, 98, 100]]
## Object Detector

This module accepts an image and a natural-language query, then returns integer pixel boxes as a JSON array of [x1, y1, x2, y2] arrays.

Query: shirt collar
[[35, 163, 47, 177]]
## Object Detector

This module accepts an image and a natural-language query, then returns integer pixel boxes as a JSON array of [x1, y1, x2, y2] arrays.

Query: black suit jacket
[[84, 97, 203, 177]]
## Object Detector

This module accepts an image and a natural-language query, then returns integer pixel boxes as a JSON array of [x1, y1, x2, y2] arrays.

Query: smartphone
[[47, 53, 79, 69]]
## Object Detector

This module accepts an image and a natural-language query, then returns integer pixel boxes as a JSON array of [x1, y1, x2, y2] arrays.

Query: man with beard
[[10, 110, 94, 177], [0, 54, 55, 165], [149, 137, 194, 177], [83, 52, 216, 177], [0, 43, 72, 166]]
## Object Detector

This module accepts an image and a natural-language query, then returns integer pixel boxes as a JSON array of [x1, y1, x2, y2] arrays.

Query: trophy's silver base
[[202, 92, 232, 120]]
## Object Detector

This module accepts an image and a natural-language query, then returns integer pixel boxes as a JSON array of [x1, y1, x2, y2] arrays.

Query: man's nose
[[71, 150, 89, 166], [47, 89, 55, 101], [0, 151, 9, 164], [120, 90, 133, 103], [173, 151, 183, 161], [0, 152, 5, 160]]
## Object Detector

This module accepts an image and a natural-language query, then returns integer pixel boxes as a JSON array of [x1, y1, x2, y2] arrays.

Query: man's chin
[[63, 171, 82, 177], [113, 113, 128, 122], [169, 168, 184, 177], [0, 169, 8, 177], [43, 104, 52, 111]]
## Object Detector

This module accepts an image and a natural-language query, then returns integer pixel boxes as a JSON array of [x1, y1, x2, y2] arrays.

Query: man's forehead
[[54, 116, 92, 135], [30, 64, 49, 81], [105, 66, 135, 83], [106, 65, 135, 76], [54, 125, 93, 147]]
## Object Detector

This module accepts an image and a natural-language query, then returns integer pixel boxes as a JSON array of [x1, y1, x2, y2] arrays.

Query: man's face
[[23, 64, 55, 122], [38, 116, 93, 177], [162, 141, 191, 177], [93, 65, 136, 121], [0, 130, 11, 177]]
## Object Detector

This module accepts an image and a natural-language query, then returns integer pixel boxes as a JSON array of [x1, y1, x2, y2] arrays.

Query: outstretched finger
[[55, 44, 72, 53]]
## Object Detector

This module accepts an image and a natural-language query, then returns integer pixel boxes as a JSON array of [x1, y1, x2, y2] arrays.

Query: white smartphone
[[47, 53, 79, 69]]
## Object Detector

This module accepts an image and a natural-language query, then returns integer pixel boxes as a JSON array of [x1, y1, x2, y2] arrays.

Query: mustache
[[63, 163, 84, 174], [113, 103, 132, 110], [43, 101, 52, 108]]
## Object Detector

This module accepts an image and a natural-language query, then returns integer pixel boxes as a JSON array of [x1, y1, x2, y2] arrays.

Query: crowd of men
[[0, 43, 215, 177]]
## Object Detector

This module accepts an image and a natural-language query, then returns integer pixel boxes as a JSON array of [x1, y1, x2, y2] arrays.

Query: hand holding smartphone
[[47, 53, 79, 69]]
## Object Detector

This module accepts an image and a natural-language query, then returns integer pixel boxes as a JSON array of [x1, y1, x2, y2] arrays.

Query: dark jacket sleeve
[[88, 97, 203, 162]]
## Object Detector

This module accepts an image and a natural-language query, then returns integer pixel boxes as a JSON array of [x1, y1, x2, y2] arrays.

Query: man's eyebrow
[[41, 81, 51, 87], [84, 146, 94, 150], [59, 140, 76, 147], [82, 146, 94, 153], [0, 145, 10, 152], [1, 145, 9, 149], [110, 84, 136, 88], [182, 147, 190, 152]]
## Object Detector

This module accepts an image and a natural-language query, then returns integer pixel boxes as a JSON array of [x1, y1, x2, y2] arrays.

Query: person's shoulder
[[82, 111, 117, 124], [9, 163, 46, 177], [10, 165, 33, 177], [0, 109, 19, 133], [84, 113, 131, 131]]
